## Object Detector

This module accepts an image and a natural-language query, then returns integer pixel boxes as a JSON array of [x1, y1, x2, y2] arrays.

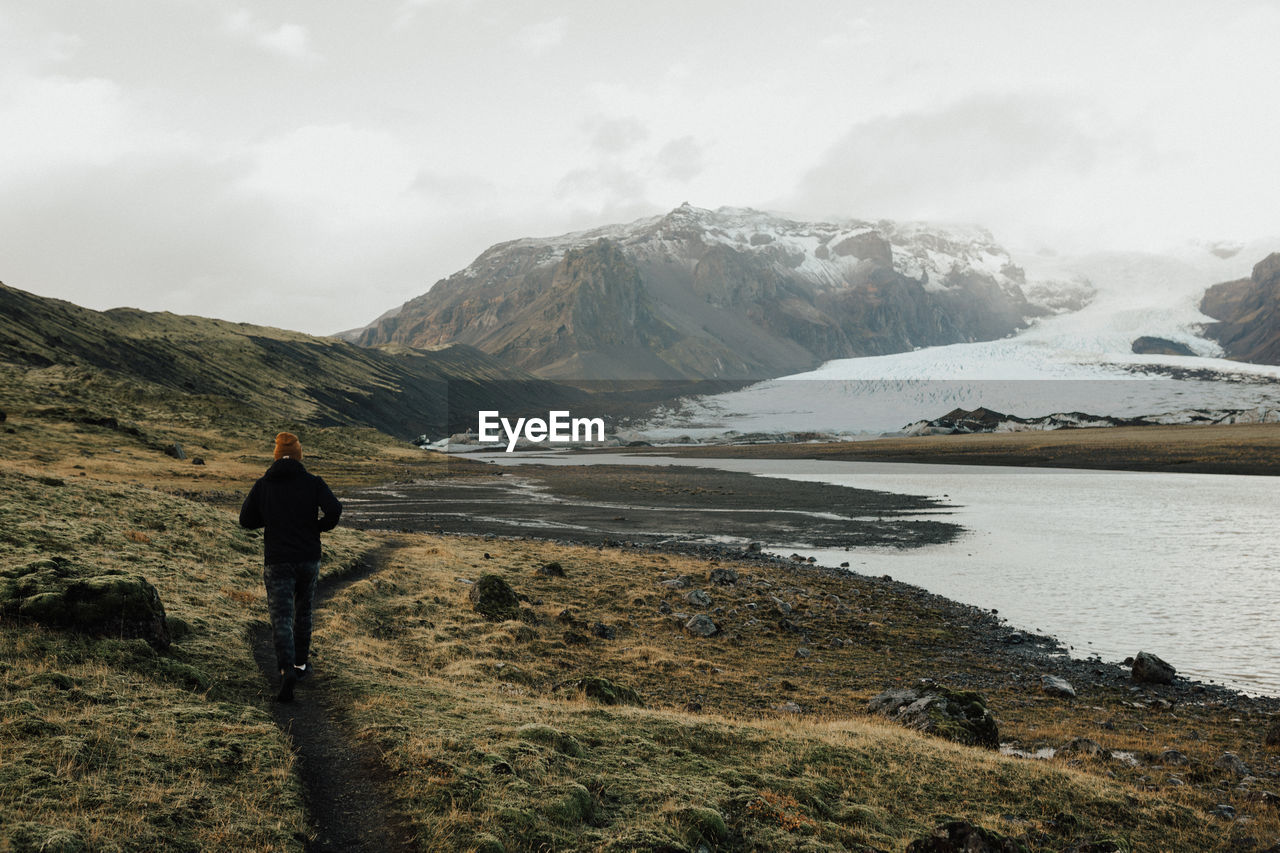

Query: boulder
[[1061, 737, 1105, 758], [1214, 752, 1250, 776], [1131, 651, 1175, 684], [1041, 675, 1077, 698], [661, 575, 693, 589], [869, 682, 999, 749], [535, 561, 565, 577], [469, 574, 520, 621], [1, 559, 170, 650], [708, 568, 738, 585], [590, 622, 616, 640], [162, 443, 186, 460], [905, 820, 1024, 852], [1159, 749, 1190, 766], [684, 589, 712, 607], [683, 614, 718, 637]]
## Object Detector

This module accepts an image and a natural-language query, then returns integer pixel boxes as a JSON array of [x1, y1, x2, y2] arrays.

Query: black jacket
[[239, 458, 342, 564]]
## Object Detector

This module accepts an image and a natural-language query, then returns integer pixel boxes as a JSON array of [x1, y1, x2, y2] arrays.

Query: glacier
[[635, 243, 1280, 438]]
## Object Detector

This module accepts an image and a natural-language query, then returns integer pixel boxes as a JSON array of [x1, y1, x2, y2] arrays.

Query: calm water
[[479, 452, 1280, 696]]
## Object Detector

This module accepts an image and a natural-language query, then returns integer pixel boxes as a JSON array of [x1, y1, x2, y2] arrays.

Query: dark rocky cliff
[[1200, 252, 1280, 365]]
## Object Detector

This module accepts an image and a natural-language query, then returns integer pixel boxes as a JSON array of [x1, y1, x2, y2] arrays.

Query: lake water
[[477, 452, 1280, 696]]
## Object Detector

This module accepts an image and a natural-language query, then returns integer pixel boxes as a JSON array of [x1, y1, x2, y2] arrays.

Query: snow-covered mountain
[[634, 246, 1280, 438], [355, 205, 1051, 380]]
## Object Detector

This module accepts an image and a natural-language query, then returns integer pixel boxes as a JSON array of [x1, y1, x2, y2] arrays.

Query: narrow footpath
[[250, 542, 417, 853]]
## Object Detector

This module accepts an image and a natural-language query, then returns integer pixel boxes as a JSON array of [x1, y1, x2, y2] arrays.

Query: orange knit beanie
[[273, 432, 303, 461]]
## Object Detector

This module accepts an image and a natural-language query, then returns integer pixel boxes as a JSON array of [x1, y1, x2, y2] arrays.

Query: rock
[[661, 575, 693, 589], [1003, 632, 1026, 645], [1061, 737, 1105, 758], [869, 682, 999, 749], [1131, 651, 1175, 684], [1041, 675, 1077, 698], [563, 631, 589, 645], [708, 568, 738, 585], [0, 410, 5, 422], [590, 622, 616, 640], [468, 574, 520, 621], [745, 542, 762, 553], [683, 614, 718, 637], [777, 701, 803, 713], [795, 647, 811, 659], [1246, 789, 1280, 809], [1216, 752, 1251, 776], [162, 443, 186, 460], [1159, 749, 1190, 766], [685, 589, 712, 607], [770, 596, 792, 616], [554, 608, 575, 624], [1131, 336, 1197, 357], [191, 457, 205, 466], [905, 820, 1024, 852], [564, 676, 642, 706], [0, 559, 171, 650], [1266, 718, 1280, 747], [839, 561, 850, 568], [1210, 803, 1236, 820], [535, 561, 565, 577]]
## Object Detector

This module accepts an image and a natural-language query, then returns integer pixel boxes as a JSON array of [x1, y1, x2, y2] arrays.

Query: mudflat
[[344, 463, 960, 548], [625, 422, 1280, 475]]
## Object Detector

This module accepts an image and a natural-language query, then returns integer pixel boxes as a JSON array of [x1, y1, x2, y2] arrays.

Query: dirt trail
[[250, 541, 417, 853]]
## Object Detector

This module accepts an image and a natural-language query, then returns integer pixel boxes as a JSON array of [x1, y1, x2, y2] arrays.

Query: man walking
[[239, 432, 342, 702]]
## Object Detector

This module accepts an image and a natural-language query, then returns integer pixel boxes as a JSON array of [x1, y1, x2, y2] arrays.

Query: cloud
[[655, 136, 705, 182], [226, 10, 319, 61], [515, 17, 568, 55], [235, 124, 425, 230], [587, 117, 648, 154], [787, 94, 1117, 241], [0, 72, 194, 183]]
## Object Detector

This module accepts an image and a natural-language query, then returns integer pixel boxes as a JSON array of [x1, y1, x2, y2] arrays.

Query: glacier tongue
[[636, 247, 1280, 437]]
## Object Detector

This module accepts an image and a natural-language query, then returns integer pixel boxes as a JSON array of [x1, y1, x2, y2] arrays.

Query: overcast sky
[[2, 0, 1278, 335]]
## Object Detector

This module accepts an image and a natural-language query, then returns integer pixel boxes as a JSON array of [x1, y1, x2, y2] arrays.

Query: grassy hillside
[[2, 289, 1279, 851], [0, 281, 582, 439]]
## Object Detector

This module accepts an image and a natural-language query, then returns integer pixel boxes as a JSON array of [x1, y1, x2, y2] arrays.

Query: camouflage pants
[[263, 560, 319, 673]]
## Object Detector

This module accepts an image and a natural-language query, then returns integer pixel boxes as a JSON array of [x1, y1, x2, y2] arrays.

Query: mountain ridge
[[0, 281, 579, 439], [356, 205, 1050, 381]]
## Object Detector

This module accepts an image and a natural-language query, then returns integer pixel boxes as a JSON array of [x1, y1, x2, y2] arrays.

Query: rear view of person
[[239, 432, 342, 702]]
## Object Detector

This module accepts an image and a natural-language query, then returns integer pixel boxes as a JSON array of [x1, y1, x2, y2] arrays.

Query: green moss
[[470, 574, 520, 621], [4, 822, 88, 853], [542, 783, 594, 825], [676, 805, 728, 845], [571, 676, 643, 707], [516, 723, 585, 758]]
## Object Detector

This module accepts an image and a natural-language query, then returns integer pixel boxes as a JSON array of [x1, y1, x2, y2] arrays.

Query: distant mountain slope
[[0, 282, 578, 438], [356, 205, 1044, 381], [1201, 253, 1280, 365]]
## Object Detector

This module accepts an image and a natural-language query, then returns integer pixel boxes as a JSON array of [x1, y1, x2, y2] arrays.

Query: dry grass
[[0, 430, 378, 851], [3, 361, 1279, 850], [637, 421, 1280, 476], [314, 538, 1280, 851]]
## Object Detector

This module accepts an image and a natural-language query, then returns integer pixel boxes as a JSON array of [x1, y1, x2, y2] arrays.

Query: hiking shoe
[[294, 663, 311, 681], [276, 669, 297, 703]]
